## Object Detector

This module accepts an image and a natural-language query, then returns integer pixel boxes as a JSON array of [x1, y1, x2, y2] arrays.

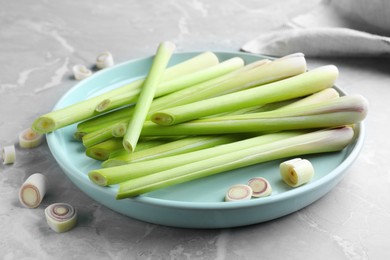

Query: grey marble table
[[1, 0, 389, 259]]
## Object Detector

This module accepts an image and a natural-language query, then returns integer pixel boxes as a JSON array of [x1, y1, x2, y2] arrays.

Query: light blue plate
[[46, 52, 365, 228]]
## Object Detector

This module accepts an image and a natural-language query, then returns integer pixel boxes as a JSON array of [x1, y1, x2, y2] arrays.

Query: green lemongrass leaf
[[116, 127, 354, 198], [89, 131, 302, 186], [123, 41, 176, 152], [32, 51, 218, 134], [151, 65, 339, 126]]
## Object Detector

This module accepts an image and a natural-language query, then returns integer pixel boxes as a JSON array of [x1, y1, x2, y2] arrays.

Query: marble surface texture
[[0, 0, 389, 259]]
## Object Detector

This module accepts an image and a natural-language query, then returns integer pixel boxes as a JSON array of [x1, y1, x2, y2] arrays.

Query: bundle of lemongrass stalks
[[32, 41, 368, 199]]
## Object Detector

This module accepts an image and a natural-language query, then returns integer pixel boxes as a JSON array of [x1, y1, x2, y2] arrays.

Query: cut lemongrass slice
[[2, 145, 15, 164], [96, 51, 114, 69], [45, 203, 77, 233], [225, 184, 253, 202], [19, 173, 47, 208], [248, 177, 272, 198], [72, 65, 92, 80], [19, 127, 43, 148], [280, 158, 315, 187]]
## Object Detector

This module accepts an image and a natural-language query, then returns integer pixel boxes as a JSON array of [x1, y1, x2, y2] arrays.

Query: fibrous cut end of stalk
[[95, 99, 111, 112], [150, 113, 174, 126], [88, 171, 108, 186], [32, 117, 56, 134], [225, 184, 253, 202], [19, 127, 44, 148]]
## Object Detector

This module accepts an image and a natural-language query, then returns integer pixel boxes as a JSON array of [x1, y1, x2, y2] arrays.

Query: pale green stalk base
[[116, 127, 354, 199]]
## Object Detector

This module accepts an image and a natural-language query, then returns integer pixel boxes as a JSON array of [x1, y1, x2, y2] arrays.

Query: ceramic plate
[[46, 52, 365, 228]]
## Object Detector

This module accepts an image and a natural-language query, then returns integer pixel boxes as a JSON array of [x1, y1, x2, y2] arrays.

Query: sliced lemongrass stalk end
[[88, 171, 108, 186], [95, 98, 111, 112], [112, 122, 127, 137], [19, 127, 44, 148], [225, 184, 253, 202], [73, 65, 92, 80], [96, 51, 114, 69], [280, 158, 315, 187], [18, 173, 47, 208], [248, 177, 272, 198], [45, 203, 77, 233], [2, 145, 16, 164]]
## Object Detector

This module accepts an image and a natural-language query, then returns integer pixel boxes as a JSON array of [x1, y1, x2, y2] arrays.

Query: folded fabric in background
[[241, 0, 390, 57]]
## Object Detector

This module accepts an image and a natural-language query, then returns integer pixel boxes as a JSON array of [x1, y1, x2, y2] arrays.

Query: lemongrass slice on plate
[[96, 51, 114, 69], [19, 127, 43, 148], [225, 184, 253, 202], [2, 145, 15, 164], [19, 173, 47, 208], [280, 158, 315, 187], [248, 177, 272, 198], [45, 203, 77, 233], [72, 65, 92, 80]]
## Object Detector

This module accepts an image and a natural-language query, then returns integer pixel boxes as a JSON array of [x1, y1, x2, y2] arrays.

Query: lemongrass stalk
[[77, 107, 134, 134], [102, 135, 239, 168], [151, 65, 339, 126], [82, 126, 115, 148], [108, 138, 179, 159], [123, 41, 176, 152], [89, 131, 302, 186], [85, 138, 124, 161], [116, 127, 354, 198], [96, 57, 245, 112], [142, 112, 362, 136], [141, 95, 367, 136], [32, 51, 219, 134]]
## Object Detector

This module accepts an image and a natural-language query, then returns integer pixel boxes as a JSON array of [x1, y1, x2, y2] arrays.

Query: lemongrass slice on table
[[2, 145, 15, 164], [45, 203, 77, 233], [280, 158, 315, 187], [72, 65, 92, 80], [19, 127, 43, 148], [248, 177, 272, 198], [18, 173, 47, 208], [96, 51, 114, 69], [225, 184, 253, 202]]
